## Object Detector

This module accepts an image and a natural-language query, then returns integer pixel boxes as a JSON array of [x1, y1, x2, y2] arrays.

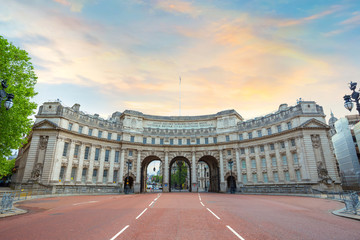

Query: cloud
[[53, 0, 90, 12]]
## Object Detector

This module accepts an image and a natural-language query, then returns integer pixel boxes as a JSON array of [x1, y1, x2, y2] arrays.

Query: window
[[187, 139, 191, 145], [240, 148, 245, 154], [81, 168, 87, 183], [71, 167, 77, 181], [98, 131, 102, 138], [107, 133, 112, 140], [143, 137, 147, 144], [152, 138, 155, 144], [213, 137, 217, 144], [62, 142, 69, 157], [267, 128, 272, 135], [78, 126, 83, 134], [284, 171, 290, 181], [257, 130, 262, 137], [260, 145, 264, 152], [226, 135, 230, 142], [160, 138, 164, 145], [295, 170, 301, 181], [280, 141, 285, 149], [88, 128, 93, 136], [179, 139, 182, 145], [95, 148, 100, 161], [129, 150, 133, 157], [74, 144, 80, 158], [115, 151, 120, 163], [130, 136, 135, 142], [113, 170, 118, 183], [273, 172, 279, 182], [251, 159, 256, 168], [242, 174, 247, 183], [105, 150, 110, 162], [103, 170, 108, 183], [59, 166, 65, 181], [250, 147, 255, 154], [68, 123, 73, 131], [196, 138, 200, 145], [205, 138, 209, 144], [117, 134, 121, 141], [84, 146, 90, 160], [272, 157, 277, 167], [92, 169, 97, 183], [263, 173, 268, 183], [239, 134, 243, 141], [248, 132, 253, 139], [287, 122, 292, 130], [270, 143, 275, 150], [277, 125, 282, 133], [293, 153, 298, 164], [241, 160, 246, 169], [261, 158, 266, 168], [252, 173, 258, 183], [170, 139, 174, 145], [282, 155, 288, 165], [291, 139, 296, 147], [227, 150, 231, 156]]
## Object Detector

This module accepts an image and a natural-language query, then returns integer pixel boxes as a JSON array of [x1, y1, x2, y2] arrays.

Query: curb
[[332, 208, 360, 221]]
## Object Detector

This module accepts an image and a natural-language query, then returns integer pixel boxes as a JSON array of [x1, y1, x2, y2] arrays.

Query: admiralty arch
[[12, 100, 342, 194]]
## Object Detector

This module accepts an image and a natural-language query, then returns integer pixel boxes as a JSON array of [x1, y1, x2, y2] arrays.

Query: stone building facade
[[12, 100, 341, 194]]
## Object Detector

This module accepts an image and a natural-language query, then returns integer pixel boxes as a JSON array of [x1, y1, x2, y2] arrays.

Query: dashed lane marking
[[200, 202, 205, 207], [226, 225, 245, 240], [73, 201, 98, 206], [136, 208, 148, 220], [149, 201, 154, 207], [109, 225, 129, 240], [206, 208, 220, 220]]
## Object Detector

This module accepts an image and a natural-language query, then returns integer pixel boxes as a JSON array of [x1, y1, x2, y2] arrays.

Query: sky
[[1, 0, 360, 121]]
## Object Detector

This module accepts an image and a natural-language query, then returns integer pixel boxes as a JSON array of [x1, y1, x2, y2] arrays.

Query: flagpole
[[179, 76, 181, 116]]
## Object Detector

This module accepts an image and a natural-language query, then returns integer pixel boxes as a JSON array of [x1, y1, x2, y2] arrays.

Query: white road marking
[[206, 208, 220, 220], [200, 202, 205, 207], [149, 201, 154, 207], [73, 201, 98, 206], [136, 208, 148, 219], [109, 225, 129, 240], [226, 225, 245, 240]]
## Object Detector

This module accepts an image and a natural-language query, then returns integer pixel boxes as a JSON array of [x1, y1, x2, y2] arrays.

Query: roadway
[[0, 193, 359, 240]]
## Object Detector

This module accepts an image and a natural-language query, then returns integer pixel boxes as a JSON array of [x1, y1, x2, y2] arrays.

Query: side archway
[[140, 155, 163, 193], [198, 155, 220, 192]]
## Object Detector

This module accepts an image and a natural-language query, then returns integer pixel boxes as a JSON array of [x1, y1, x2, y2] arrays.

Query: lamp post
[[228, 159, 235, 194], [344, 81, 360, 115], [125, 160, 132, 194], [204, 165, 208, 192], [0, 80, 14, 110]]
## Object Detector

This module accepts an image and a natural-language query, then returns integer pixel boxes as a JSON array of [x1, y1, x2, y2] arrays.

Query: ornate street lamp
[[228, 159, 235, 194], [344, 82, 360, 115], [204, 165, 208, 192], [125, 160, 132, 194], [0, 80, 14, 110]]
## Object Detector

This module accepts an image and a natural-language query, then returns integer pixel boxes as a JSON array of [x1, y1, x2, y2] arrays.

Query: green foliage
[[0, 158, 15, 178], [0, 35, 37, 172], [171, 162, 188, 187]]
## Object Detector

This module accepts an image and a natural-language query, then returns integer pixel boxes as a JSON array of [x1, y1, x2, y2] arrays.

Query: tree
[[171, 162, 188, 188], [0, 35, 37, 178]]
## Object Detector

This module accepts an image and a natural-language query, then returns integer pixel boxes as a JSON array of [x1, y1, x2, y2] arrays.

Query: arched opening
[[226, 175, 236, 193], [124, 175, 134, 193], [140, 156, 163, 193], [198, 156, 220, 192], [169, 156, 191, 192], [197, 161, 210, 192]]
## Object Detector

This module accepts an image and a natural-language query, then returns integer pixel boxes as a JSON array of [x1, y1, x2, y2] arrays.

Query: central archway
[[140, 155, 163, 193], [198, 155, 220, 192], [169, 156, 192, 192]]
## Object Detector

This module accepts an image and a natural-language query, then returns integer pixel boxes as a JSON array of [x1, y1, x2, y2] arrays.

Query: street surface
[[0, 193, 359, 240]]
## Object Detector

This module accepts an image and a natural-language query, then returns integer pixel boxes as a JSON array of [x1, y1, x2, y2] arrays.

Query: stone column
[[86, 146, 95, 184], [275, 143, 285, 181], [255, 146, 263, 183], [296, 137, 310, 180], [245, 148, 252, 183], [64, 141, 75, 183], [108, 149, 115, 184], [264, 145, 274, 182], [191, 151, 197, 192], [285, 141, 296, 181], [219, 149, 226, 192], [76, 143, 85, 184], [134, 150, 141, 193], [97, 147, 105, 184], [235, 148, 241, 189], [119, 149, 125, 187], [51, 138, 64, 183], [163, 150, 169, 192]]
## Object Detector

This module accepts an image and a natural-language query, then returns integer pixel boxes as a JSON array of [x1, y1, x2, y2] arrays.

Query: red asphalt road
[[0, 193, 359, 240]]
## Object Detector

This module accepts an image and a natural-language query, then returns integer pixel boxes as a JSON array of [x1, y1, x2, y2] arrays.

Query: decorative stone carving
[[30, 163, 42, 181], [39, 136, 49, 150], [311, 134, 321, 148], [311, 134, 333, 184]]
